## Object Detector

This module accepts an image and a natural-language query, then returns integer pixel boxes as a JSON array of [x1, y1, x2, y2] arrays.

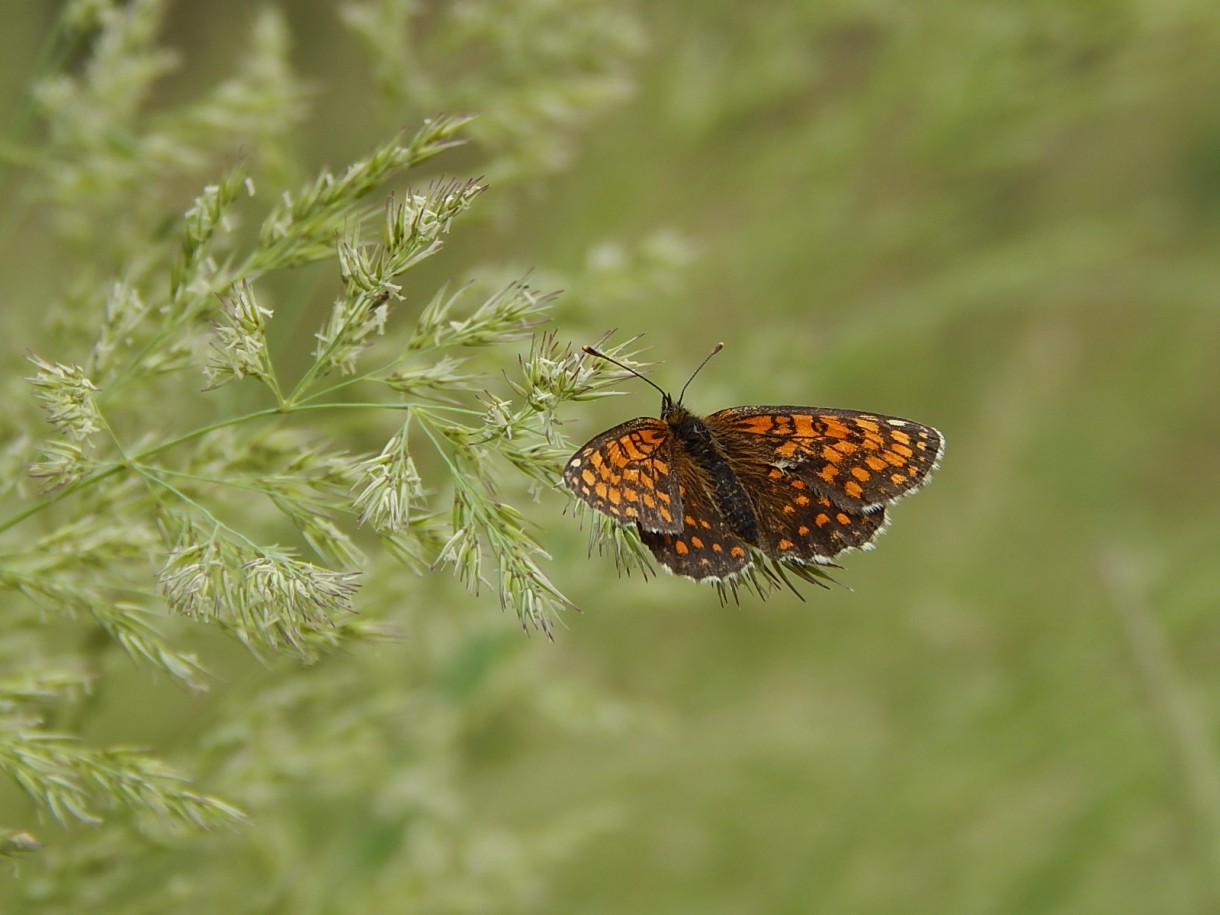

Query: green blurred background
[[3, 1, 1220, 912]]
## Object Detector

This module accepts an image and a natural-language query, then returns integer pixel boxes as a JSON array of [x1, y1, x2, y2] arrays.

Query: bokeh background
[[3, 1, 1220, 912]]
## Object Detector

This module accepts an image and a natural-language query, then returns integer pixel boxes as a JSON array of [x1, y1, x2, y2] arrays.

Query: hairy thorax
[[666, 406, 760, 542]]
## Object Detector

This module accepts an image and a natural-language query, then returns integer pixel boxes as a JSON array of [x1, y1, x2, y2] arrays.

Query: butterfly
[[563, 343, 943, 590]]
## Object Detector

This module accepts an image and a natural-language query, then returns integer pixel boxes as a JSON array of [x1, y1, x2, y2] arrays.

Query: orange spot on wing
[[823, 418, 851, 439], [793, 414, 817, 436], [741, 416, 775, 434]]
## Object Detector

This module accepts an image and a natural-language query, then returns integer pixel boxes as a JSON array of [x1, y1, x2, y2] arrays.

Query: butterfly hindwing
[[727, 461, 889, 562], [636, 454, 753, 580]]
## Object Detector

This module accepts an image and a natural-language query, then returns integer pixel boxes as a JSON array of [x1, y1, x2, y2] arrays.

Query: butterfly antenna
[[677, 342, 724, 404], [582, 345, 668, 399]]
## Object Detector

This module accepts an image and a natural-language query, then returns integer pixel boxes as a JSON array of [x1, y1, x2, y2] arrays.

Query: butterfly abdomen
[[667, 408, 760, 543]]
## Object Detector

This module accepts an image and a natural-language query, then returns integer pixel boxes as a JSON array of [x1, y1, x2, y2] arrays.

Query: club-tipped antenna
[[677, 342, 724, 404], [581, 345, 668, 399], [583, 342, 725, 404]]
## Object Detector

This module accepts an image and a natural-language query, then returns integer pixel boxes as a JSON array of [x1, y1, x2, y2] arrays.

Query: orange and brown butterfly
[[562, 343, 944, 590]]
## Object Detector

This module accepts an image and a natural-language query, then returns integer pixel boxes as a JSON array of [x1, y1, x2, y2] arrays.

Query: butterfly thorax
[[664, 402, 760, 543]]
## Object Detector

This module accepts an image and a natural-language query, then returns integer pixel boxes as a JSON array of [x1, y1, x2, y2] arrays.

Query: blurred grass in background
[[2, 0, 1219, 912]]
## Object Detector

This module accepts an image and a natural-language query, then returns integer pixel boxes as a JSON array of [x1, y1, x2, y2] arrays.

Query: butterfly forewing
[[706, 406, 944, 512], [563, 417, 683, 534]]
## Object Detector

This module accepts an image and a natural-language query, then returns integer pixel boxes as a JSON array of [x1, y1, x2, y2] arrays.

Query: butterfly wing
[[563, 417, 683, 534], [727, 462, 889, 562], [707, 406, 944, 512], [636, 452, 753, 580], [565, 404, 942, 581]]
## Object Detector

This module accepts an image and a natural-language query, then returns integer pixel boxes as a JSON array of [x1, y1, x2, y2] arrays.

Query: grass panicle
[[1, 2, 656, 867]]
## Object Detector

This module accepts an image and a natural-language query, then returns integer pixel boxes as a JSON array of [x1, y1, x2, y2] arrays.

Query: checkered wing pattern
[[564, 393, 943, 590], [707, 406, 944, 512], [563, 418, 683, 534], [727, 462, 889, 563], [636, 455, 753, 580]]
